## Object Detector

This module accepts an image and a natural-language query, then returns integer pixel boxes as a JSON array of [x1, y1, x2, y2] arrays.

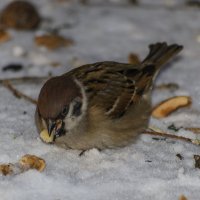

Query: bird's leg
[[79, 148, 102, 156], [79, 150, 87, 156]]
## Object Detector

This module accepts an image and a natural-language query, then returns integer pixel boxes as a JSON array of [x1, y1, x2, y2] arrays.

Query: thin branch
[[154, 82, 179, 91], [143, 130, 194, 144], [0, 76, 49, 84], [2, 80, 37, 105], [185, 127, 200, 134]]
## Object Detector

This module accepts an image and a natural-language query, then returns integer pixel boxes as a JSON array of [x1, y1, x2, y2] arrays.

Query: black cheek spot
[[53, 122, 66, 141], [72, 101, 82, 117], [62, 105, 69, 117]]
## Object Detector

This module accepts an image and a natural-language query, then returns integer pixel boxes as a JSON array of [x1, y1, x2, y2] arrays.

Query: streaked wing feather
[[64, 43, 183, 118], [70, 62, 140, 118], [90, 73, 136, 118]]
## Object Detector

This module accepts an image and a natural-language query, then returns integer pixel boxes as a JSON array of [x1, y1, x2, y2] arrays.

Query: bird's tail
[[142, 42, 183, 70], [134, 42, 183, 97]]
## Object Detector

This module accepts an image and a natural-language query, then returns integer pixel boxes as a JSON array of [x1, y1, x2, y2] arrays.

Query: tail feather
[[142, 42, 183, 69], [134, 42, 183, 97]]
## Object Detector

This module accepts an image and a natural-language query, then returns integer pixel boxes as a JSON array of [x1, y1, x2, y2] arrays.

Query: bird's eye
[[62, 106, 69, 116]]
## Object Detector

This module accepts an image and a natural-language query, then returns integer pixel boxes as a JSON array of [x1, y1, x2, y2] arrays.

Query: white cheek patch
[[64, 116, 81, 131], [74, 78, 87, 114], [65, 103, 81, 130], [64, 78, 87, 132], [67, 102, 74, 118]]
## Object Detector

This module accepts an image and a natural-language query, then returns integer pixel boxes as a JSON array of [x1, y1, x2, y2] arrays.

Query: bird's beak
[[47, 119, 64, 140], [47, 120, 56, 137], [39, 119, 65, 143]]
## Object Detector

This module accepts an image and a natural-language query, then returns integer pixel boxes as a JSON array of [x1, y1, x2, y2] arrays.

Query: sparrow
[[35, 42, 183, 150]]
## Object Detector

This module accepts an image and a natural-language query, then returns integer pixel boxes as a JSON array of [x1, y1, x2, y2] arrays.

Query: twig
[[185, 127, 200, 134], [0, 76, 49, 84], [154, 82, 179, 90], [143, 130, 194, 144], [2, 80, 37, 105]]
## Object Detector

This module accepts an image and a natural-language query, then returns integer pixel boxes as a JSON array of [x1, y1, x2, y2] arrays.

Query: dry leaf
[[179, 195, 187, 200], [0, 1, 40, 30], [0, 155, 46, 176], [35, 34, 74, 50], [128, 52, 140, 65], [19, 154, 46, 172], [152, 96, 192, 119], [0, 29, 11, 43], [0, 164, 13, 175]]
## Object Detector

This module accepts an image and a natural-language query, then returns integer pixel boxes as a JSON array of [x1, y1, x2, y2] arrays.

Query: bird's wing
[[69, 61, 142, 119], [65, 43, 182, 119]]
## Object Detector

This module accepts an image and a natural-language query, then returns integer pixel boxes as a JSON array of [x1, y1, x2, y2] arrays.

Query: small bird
[[35, 42, 183, 150]]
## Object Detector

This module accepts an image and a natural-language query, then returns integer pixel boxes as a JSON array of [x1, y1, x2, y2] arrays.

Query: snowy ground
[[0, 0, 200, 199]]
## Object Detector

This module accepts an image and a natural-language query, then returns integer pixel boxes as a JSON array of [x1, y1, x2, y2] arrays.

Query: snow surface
[[0, 0, 200, 199]]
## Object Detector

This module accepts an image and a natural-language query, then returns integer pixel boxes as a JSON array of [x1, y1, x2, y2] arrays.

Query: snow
[[0, 0, 200, 199]]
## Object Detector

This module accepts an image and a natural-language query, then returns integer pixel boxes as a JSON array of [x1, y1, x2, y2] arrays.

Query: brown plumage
[[36, 42, 183, 150], [38, 76, 82, 119]]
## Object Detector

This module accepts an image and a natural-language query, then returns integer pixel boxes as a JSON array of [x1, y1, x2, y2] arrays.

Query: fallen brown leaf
[[128, 52, 140, 65], [35, 34, 74, 50], [0, 29, 11, 43], [179, 195, 188, 200], [152, 96, 192, 119], [0, 164, 13, 175], [0, 155, 46, 176], [19, 154, 46, 172]]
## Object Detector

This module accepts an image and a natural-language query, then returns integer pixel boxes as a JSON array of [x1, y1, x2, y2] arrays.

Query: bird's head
[[35, 75, 87, 143]]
